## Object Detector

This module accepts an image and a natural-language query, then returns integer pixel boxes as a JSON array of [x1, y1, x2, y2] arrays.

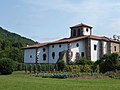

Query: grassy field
[[0, 71, 120, 90]]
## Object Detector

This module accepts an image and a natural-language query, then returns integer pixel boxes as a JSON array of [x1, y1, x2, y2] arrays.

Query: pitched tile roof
[[23, 35, 119, 49], [70, 23, 93, 29]]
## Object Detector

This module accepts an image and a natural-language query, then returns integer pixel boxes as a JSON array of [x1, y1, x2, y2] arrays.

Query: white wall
[[91, 40, 100, 61], [38, 46, 49, 64], [49, 43, 68, 63], [103, 41, 108, 54], [70, 40, 85, 61], [83, 27, 91, 36], [24, 43, 68, 64], [24, 49, 36, 63]]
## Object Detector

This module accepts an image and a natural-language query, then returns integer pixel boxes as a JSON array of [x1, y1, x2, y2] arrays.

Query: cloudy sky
[[0, 0, 120, 42]]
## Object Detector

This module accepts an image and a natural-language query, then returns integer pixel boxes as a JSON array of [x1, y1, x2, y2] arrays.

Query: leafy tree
[[57, 60, 65, 71], [0, 27, 37, 63], [0, 48, 23, 62], [0, 58, 15, 75], [95, 53, 120, 73], [76, 57, 93, 65]]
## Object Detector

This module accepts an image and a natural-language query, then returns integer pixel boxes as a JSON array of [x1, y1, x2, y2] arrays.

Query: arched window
[[52, 45, 54, 48], [59, 44, 61, 48], [52, 52, 55, 59], [86, 28, 89, 32], [76, 43, 79, 47], [114, 46, 116, 51], [94, 45, 97, 50], [43, 48, 45, 52], [43, 54, 46, 61], [59, 52, 62, 57]]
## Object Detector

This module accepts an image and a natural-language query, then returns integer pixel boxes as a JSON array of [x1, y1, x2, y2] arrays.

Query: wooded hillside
[[0, 27, 37, 62]]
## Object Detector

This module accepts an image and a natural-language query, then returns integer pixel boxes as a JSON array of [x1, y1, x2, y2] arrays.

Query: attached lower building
[[23, 23, 120, 64]]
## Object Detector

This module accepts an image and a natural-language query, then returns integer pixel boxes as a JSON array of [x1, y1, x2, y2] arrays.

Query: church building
[[23, 23, 120, 64]]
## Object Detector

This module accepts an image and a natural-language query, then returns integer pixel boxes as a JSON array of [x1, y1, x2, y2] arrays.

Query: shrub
[[76, 57, 93, 65], [41, 64, 46, 72], [50, 65, 54, 72], [33, 64, 37, 73], [104, 71, 116, 78], [91, 65, 99, 73], [68, 61, 75, 65], [0, 58, 15, 75], [54, 64, 58, 71], [28, 64, 32, 73], [64, 65, 72, 72], [72, 65, 80, 73], [57, 60, 65, 71], [17, 63, 24, 71], [37, 64, 42, 72], [80, 65, 92, 73], [95, 53, 120, 73]]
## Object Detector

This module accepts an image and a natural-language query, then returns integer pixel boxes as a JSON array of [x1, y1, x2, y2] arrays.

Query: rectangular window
[[81, 52, 84, 57], [94, 45, 97, 51], [114, 46, 116, 51], [78, 29, 80, 36], [73, 30, 76, 37]]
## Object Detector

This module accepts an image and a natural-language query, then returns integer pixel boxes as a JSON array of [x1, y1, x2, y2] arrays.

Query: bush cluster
[[94, 53, 120, 73], [64, 65, 93, 73], [104, 71, 120, 79], [0, 58, 15, 75], [24, 64, 56, 73]]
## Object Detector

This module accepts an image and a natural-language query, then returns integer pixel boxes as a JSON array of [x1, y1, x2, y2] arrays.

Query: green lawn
[[0, 71, 120, 90]]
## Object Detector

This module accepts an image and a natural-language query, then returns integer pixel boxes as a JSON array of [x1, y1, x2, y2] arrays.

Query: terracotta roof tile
[[23, 35, 119, 49], [70, 23, 93, 28]]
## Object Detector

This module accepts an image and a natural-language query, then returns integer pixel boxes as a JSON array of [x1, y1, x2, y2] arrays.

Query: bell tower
[[70, 23, 93, 38]]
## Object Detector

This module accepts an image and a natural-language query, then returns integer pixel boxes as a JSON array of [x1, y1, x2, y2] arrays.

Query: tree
[[57, 60, 65, 71], [95, 53, 120, 73], [76, 57, 93, 65], [0, 58, 15, 75], [0, 48, 24, 63]]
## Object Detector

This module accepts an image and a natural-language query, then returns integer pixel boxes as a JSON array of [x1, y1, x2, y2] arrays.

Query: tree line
[[0, 27, 37, 63]]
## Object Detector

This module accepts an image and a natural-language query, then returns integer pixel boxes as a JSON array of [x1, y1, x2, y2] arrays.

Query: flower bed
[[33, 73, 80, 79]]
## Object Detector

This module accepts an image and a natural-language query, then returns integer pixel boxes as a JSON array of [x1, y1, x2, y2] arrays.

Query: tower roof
[[70, 23, 93, 29]]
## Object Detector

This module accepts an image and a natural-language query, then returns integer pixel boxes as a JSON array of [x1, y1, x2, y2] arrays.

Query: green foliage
[[76, 57, 94, 65], [0, 48, 24, 62], [64, 65, 72, 72], [80, 65, 92, 73], [37, 64, 42, 72], [64, 65, 92, 73], [57, 60, 65, 71], [92, 64, 99, 73], [95, 53, 120, 73], [104, 71, 120, 79], [17, 63, 25, 71], [71, 65, 80, 73], [68, 61, 76, 65], [33, 65, 37, 73], [54, 64, 58, 71], [28, 64, 32, 73], [0, 27, 37, 63], [0, 58, 15, 75]]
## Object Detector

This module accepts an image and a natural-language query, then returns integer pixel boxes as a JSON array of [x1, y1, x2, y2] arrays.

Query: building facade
[[24, 23, 120, 64]]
